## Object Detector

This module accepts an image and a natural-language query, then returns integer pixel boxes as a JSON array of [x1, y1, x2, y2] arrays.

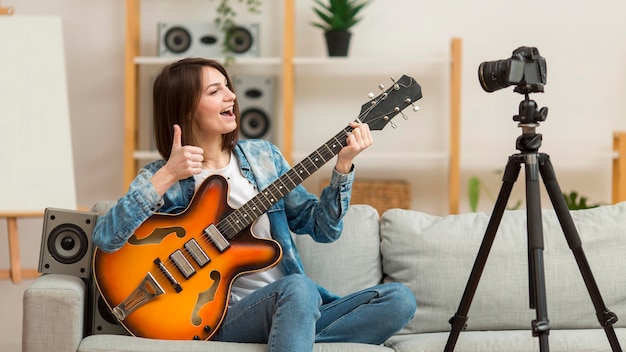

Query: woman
[[93, 57, 416, 351]]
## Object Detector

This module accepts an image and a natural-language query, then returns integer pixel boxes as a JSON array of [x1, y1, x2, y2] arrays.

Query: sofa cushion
[[79, 335, 394, 352], [380, 202, 626, 333], [385, 329, 626, 352], [23, 274, 86, 352], [294, 204, 383, 296]]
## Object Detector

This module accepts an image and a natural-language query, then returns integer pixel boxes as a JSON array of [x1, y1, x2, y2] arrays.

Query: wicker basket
[[321, 179, 411, 215]]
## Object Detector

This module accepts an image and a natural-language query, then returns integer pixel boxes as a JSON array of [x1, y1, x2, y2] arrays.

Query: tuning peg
[[390, 76, 400, 90], [382, 115, 396, 128], [393, 106, 409, 120], [404, 98, 419, 112], [378, 84, 385, 91], [367, 92, 377, 105]]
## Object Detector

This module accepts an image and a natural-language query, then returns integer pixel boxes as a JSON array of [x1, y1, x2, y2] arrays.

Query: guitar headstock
[[358, 75, 422, 131]]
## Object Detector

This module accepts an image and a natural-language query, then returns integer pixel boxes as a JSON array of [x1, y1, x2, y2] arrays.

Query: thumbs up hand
[[150, 124, 204, 196], [166, 124, 205, 179]]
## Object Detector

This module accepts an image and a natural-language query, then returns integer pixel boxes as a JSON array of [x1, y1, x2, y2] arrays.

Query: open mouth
[[220, 107, 234, 117]]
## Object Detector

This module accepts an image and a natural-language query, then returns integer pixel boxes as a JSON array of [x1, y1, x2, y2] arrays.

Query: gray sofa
[[23, 202, 626, 352]]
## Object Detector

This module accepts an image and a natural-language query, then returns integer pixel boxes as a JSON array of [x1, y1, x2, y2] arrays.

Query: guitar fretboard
[[216, 127, 353, 239], [209, 74, 421, 242]]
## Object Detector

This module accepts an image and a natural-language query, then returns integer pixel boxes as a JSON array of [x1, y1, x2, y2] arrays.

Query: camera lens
[[478, 59, 511, 92]]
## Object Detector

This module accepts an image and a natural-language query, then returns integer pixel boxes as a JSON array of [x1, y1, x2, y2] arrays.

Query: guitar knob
[[204, 325, 212, 333], [193, 336, 200, 340]]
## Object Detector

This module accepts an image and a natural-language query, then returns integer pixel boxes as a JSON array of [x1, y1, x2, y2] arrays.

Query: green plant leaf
[[563, 190, 603, 210], [468, 176, 480, 212], [311, 0, 371, 31]]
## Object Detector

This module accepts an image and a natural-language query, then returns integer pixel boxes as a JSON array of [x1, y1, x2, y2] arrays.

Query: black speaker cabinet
[[38, 208, 97, 278], [88, 278, 130, 336], [158, 21, 259, 58], [234, 75, 275, 141]]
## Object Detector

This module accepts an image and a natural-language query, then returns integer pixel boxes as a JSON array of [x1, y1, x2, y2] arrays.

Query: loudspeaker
[[38, 208, 97, 278], [234, 75, 275, 141], [88, 278, 130, 336], [158, 22, 259, 58]]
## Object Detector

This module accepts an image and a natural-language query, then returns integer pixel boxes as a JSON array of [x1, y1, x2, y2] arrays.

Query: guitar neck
[[217, 126, 353, 239], [214, 74, 422, 241]]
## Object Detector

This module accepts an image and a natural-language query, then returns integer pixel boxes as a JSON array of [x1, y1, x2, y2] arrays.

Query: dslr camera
[[478, 46, 547, 94]]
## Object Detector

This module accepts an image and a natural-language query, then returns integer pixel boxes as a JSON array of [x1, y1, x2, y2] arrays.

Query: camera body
[[478, 46, 547, 94]]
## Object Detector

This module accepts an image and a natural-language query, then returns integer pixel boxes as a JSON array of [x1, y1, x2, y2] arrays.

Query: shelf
[[133, 150, 160, 160], [134, 56, 282, 66], [292, 56, 450, 66], [461, 151, 619, 161], [292, 151, 449, 168]]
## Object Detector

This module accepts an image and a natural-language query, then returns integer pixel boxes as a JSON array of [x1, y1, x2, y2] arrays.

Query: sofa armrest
[[22, 274, 86, 352]]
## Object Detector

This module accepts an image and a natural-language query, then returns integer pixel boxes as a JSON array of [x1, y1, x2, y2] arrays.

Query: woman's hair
[[152, 58, 240, 159]]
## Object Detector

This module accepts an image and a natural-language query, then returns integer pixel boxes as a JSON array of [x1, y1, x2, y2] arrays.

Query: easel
[[0, 1, 13, 15], [0, 212, 42, 283]]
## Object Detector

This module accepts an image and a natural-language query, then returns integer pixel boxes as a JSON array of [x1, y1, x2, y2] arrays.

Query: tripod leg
[[538, 154, 622, 352], [444, 157, 521, 352], [524, 154, 551, 352]]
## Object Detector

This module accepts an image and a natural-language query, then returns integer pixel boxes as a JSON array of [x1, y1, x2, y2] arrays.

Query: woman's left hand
[[335, 122, 373, 174]]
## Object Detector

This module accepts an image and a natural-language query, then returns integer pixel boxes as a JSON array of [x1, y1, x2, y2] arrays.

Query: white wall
[[2, 0, 626, 351]]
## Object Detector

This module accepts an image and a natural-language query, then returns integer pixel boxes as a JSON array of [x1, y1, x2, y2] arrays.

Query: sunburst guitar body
[[93, 175, 282, 340]]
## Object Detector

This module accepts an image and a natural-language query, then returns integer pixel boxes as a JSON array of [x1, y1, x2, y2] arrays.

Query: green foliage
[[468, 170, 522, 212], [311, 0, 371, 32], [468, 176, 481, 212], [212, 0, 262, 65], [469, 173, 604, 212], [563, 191, 603, 210]]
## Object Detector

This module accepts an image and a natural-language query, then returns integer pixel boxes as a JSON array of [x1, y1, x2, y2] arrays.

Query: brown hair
[[152, 58, 240, 159]]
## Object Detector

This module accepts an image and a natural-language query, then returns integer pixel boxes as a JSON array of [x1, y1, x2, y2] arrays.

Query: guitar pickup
[[170, 249, 195, 279], [185, 239, 210, 267], [204, 224, 230, 252]]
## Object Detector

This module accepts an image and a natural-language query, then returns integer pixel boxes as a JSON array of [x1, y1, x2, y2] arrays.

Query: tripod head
[[514, 93, 549, 153]]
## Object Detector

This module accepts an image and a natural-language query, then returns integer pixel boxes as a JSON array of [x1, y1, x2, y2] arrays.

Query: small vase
[[324, 30, 352, 57]]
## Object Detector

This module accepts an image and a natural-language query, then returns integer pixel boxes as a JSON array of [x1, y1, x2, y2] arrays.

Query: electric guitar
[[93, 75, 422, 340]]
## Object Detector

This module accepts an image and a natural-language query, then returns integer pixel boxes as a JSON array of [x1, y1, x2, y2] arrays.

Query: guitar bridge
[[112, 272, 165, 321]]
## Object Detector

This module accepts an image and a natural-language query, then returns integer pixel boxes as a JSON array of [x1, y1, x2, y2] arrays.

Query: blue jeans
[[213, 274, 416, 351]]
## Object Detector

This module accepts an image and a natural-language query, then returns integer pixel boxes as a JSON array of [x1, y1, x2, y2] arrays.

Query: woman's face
[[193, 66, 238, 140]]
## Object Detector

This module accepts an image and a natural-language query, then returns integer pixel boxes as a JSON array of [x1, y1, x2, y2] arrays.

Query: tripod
[[444, 95, 622, 352]]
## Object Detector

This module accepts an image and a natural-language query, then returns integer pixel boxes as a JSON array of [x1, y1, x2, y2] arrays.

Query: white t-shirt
[[193, 153, 285, 304]]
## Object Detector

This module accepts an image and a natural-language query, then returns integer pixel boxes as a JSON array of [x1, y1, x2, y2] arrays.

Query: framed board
[[0, 15, 76, 212]]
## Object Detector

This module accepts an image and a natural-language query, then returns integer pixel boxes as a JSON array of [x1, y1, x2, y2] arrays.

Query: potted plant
[[213, 0, 262, 65], [311, 0, 371, 57]]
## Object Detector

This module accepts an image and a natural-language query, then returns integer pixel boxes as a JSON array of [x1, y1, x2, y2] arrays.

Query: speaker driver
[[227, 26, 254, 54], [47, 223, 89, 264], [240, 108, 270, 139], [96, 294, 119, 326], [89, 278, 130, 335], [163, 26, 192, 54]]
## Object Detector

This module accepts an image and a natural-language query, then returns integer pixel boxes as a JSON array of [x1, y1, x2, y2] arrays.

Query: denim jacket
[[93, 139, 354, 303]]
